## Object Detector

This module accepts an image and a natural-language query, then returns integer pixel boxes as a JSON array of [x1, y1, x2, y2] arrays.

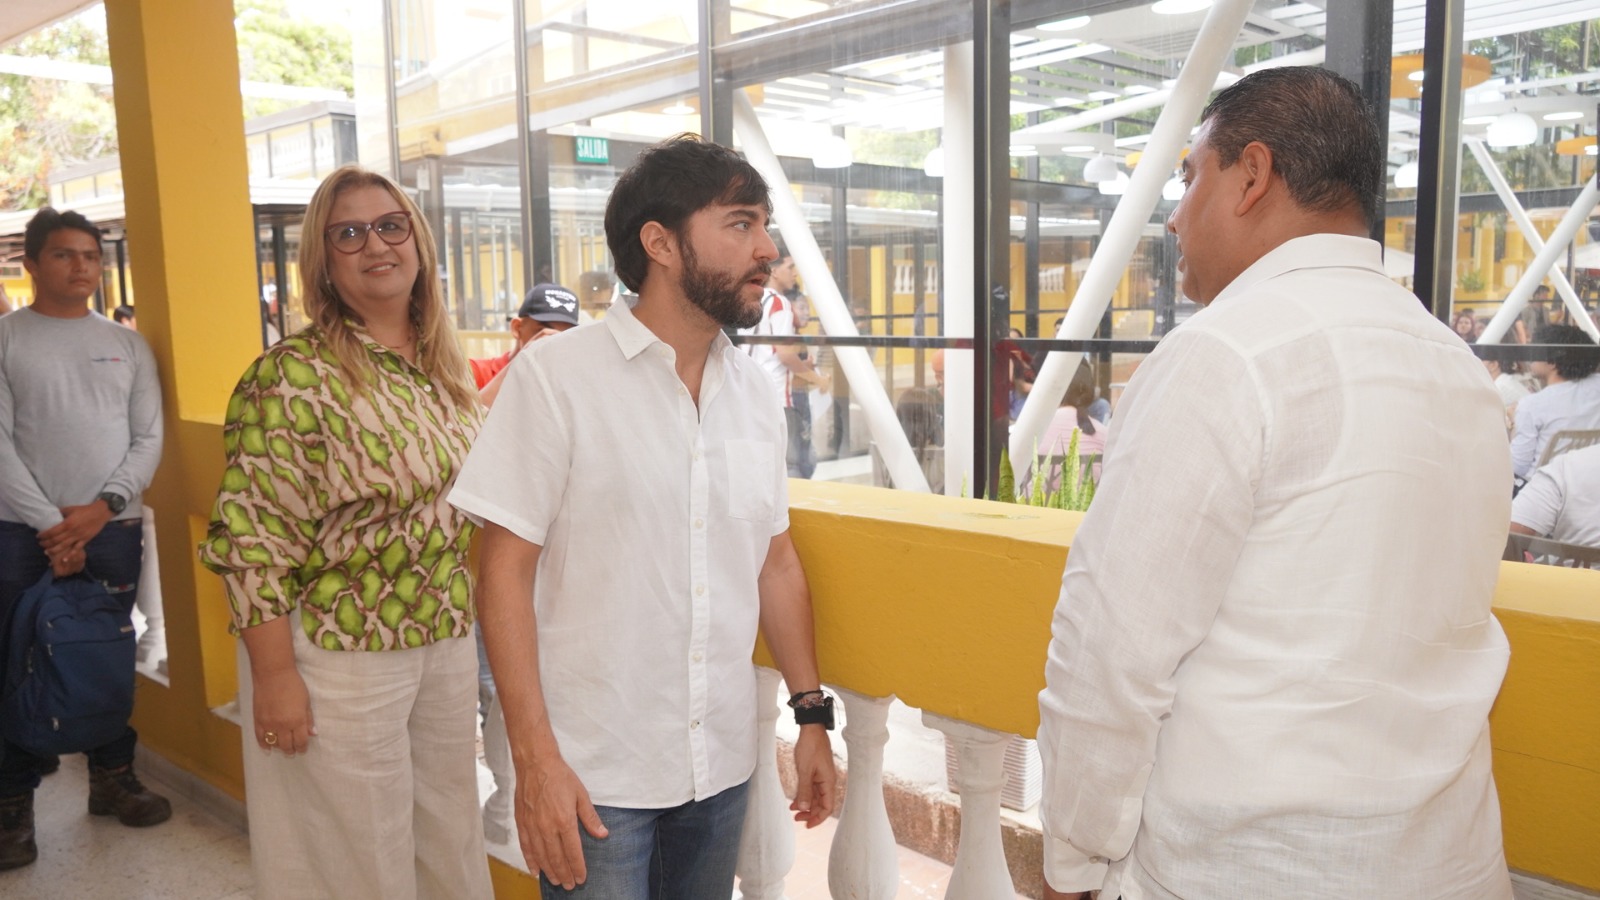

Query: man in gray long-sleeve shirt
[[0, 208, 171, 872]]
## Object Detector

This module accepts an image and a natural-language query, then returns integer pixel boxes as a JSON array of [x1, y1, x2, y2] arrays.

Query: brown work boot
[[88, 764, 172, 827], [0, 792, 37, 871]]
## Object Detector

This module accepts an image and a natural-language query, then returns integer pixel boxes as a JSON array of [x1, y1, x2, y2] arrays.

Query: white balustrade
[[828, 689, 899, 900], [481, 694, 515, 845], [735, 667, 796, 900], [923, 715, 1016, 900]]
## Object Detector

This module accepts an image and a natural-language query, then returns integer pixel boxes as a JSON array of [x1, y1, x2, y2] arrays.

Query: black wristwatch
[[98, 492, 127, 516], [787, 690, 836, 730]]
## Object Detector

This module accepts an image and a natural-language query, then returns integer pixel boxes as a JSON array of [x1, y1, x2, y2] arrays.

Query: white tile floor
[[6, 748, 1595, 900], [0, 755, 252, 900]]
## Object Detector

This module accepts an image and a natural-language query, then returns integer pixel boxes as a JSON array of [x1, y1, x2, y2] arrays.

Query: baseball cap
[[517, 283, 580, 326]]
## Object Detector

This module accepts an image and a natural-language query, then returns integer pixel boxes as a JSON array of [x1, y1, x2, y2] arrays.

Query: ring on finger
[[264, 731, 279, 747]]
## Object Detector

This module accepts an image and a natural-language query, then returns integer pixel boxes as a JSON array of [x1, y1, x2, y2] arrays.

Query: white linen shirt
[[1510, 442, 1600, 548], [1509, 373, 1600, 477], [449, 296, 789, 809], [1038, 235, 1514, 900]]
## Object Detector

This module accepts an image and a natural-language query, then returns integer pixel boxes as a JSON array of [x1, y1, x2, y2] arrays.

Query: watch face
[[100, 493, 127, 514]]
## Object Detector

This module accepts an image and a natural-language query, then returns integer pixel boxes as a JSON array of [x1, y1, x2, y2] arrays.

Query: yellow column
[[104, 0, 261, 798]]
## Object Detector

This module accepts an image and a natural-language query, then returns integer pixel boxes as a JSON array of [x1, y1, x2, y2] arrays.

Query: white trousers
[[237, 628, 491, 900]]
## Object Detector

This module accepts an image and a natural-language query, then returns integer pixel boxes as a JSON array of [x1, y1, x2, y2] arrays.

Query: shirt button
[[693, 518, 704, 529], [1090, 856, 1105, 864], [694, 585, 706, 597], [692, 652, 703, 662], [424, 384, 434, 392], [690, 720, 700, 730]]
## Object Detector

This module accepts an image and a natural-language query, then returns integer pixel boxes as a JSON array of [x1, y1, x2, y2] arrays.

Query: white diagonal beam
[[1464, 137, 1599, 342], [732, 92, 932, 493], [1009, 0, 1256, 476], [1477, 173, 1600, 345]]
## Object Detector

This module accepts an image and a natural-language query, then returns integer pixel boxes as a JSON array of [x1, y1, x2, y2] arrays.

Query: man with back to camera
[[449, 134, 836, 898], [1511, 442, 1600, 552], [1509, 323, 1600, 480], [1038, 68, 1514, 900], [0, 208, 171, 871]]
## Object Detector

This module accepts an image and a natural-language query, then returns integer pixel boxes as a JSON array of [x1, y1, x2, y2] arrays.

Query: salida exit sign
[[575, 136, 610, 164]]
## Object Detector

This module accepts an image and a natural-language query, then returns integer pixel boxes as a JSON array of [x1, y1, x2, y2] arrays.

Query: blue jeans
[[539, 780, 749, 900], [0, 518, 143, 796]]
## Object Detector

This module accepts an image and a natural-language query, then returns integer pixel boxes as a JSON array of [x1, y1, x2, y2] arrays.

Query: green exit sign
[[575, 136, 610, 164]]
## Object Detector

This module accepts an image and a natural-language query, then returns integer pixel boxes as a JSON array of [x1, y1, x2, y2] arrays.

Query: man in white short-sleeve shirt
[[1510, 442, 1600, 550], [450, 135, 835, 899], [1038, 68, 1513, 900]]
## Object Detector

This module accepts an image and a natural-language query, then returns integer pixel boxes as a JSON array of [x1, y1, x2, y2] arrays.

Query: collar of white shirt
[[603, 293, 737, 363], [1211, 233, 1387, 311]]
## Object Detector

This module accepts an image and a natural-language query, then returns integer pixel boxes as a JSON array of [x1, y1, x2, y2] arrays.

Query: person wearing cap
[[471, 283, 581, 407]]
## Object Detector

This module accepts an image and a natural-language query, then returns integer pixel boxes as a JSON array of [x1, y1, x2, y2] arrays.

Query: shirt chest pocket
[[724, 439, 777, 523]]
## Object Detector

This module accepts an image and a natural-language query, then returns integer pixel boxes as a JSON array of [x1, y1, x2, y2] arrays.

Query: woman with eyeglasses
[[199, 166, 491, 899]]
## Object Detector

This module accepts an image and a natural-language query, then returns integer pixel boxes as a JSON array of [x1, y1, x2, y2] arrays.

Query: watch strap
[[789, 692, 835, 730]]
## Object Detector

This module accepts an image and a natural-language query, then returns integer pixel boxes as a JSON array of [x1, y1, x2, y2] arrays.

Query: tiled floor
[[3, 750, 994, 900], [771, 814, 1031, 900], [9, 752, 1594, 900], [0, 756, 252, 900]]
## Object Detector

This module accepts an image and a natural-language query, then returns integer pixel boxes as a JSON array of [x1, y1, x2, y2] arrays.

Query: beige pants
[[237, 628, 491, 900]]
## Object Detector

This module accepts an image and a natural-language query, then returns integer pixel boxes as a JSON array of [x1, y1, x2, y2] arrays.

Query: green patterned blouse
[[199, 326, 482, 651]]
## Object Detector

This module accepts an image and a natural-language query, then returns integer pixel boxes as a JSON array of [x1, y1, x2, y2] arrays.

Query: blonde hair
[[298, 166, 477, 409]]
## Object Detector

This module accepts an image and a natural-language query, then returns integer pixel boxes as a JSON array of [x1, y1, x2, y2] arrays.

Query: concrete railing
[[728, 480, 1600, 899]]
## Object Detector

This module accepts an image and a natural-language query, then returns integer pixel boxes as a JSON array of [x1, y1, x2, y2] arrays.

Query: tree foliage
[[0, 1, 352, 211], [235, 0, 354, 119], [0, 13, 115, 210]]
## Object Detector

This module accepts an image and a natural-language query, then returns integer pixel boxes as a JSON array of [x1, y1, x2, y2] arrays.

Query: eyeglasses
[[324, 212, 413, 254]]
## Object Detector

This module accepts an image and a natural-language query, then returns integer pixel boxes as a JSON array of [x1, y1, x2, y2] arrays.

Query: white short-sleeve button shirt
[[450, 296, 789, 808]]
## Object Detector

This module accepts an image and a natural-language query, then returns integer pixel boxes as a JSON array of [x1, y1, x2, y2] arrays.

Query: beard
[[680, 240, 767, 329]]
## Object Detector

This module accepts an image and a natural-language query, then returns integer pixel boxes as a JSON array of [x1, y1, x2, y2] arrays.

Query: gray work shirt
[[0, 307, 164, 530]]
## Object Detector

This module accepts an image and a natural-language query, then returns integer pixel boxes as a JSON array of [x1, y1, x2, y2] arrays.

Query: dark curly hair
[[1533, 323, 1599, 381], [604, 134, 771, 293]]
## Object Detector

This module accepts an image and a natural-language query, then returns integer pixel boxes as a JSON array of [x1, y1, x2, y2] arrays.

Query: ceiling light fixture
[[1098, 171, 1130, 195], [1083, 154, 1120, 183], [1462, 114, 1499, 126], [1152, 0, 1212, 13], [923, 146, 945, 178], [1062, 144, 1095, 153], [1038, 15, 1091, 31], [1012, 144, 1038, 157], [1486, 112, 1538, 148], [1543, 110, 1584, 122], [1395, 161, 1420, 189], [662, 102, 694, 115], [812, 135, 853, 169], [1162, 177, 1186, 201]]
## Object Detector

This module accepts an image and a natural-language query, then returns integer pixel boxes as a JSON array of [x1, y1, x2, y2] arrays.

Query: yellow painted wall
[[1486, 562, 1600, 889], [104, 0, 264, 802]]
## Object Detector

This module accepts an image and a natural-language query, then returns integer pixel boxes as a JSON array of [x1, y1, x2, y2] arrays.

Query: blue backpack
[[1, 571, 136, 755]]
